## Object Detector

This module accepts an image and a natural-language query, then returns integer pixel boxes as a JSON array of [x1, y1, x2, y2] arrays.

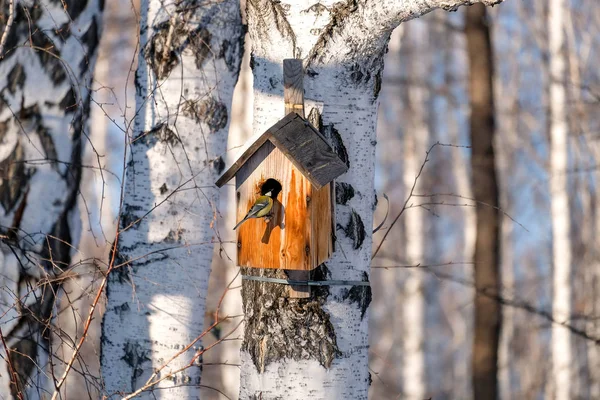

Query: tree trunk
[[465, 4, 501, 400], [240, 0, 504, 398], [400, 20, 428, 400], [0, 0, 103, 397], [548, 0, 572, 398], [100, 0, 244, 397]]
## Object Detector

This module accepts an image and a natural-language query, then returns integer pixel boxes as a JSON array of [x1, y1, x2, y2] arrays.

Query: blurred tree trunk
[[100, 0, 244, 397], [465, 4, 501, 400], [401, 20, 428, 400], [240, 0, 503, 398], [547, 0, 572, 398], [0, 0, 103, 397]]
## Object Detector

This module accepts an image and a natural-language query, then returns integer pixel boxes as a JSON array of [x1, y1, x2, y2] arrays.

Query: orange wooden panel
[[236, 143, 315, 270], [310, 183, 333, 267]]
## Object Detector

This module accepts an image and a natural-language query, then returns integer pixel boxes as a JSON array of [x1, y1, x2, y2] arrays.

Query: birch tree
[[548, 0, 571, 398], [0, 0, 103, 396], [400, 20, 429, 400], [100, 0, 244, 397], [240, 0, 503, 398]]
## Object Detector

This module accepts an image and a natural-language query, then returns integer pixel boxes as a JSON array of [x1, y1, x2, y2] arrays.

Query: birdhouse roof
[[216, 113, 348, 189]]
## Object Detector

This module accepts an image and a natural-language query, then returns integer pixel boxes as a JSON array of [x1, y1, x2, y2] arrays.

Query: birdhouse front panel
[[235, 141, 333, 270]]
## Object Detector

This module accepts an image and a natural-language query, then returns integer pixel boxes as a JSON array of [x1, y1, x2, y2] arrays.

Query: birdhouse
[[215, 112, 348, 270]]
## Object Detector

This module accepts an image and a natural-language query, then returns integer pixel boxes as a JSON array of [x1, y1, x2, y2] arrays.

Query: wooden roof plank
[[215, 113, 348, 188]]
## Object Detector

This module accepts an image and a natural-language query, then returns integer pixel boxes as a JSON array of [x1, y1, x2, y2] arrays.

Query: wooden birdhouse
[[215, 112, 348, 270]]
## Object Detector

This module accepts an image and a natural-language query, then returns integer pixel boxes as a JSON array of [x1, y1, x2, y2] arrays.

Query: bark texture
[[100, 0, 243, 398], [465, 4, 501, 400], [0, 0, 103, 397], [241, 0, 503, 398]]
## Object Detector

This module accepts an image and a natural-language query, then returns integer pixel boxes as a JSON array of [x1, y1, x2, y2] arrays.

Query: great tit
[[233, 190, 274, 230]]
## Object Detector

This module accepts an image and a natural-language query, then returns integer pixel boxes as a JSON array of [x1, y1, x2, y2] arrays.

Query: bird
[[233, 190, 274, 230]]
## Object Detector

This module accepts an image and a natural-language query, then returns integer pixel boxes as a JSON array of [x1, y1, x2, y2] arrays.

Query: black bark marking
[[182, 98, 228, 133], [9, 335, 37, 397], [122, 341, 151, 392], [120, 204, 144, 230], [7, 63, 26, 94], [79, 16, 100, 73], [18, 104, 59, 170], [301, 3, 329, 16], [31, 30, 66, 85], [337, 209, 365, 250], [323, 123, 349, 168], [159, 183, 168, 195], [340, 272, 371, 319], [37, 127, 59, 165], [188, 28, 212, 70], [59, 87, 77, 111], [146, 20, 186, 80], [241, 264, 340, 372], [220, 24, 245, 73], [249, 53, 256, 70], [106, 247, 133, 285], [210, 155, 225, 174], [113, 302, 130, 320], [50, 0, 89, 20], [249, 0, 297, 55], [164, 229, 183, 244], [372, 189, 378, 211], [335, 182, 355, 205], [55, 22, 72, 42], [373, 69, 383, 100], [306, 0, 357, 66], [146, 17, 213, 80], [133, 123, 180, 147], [0, 122, 27, 213]]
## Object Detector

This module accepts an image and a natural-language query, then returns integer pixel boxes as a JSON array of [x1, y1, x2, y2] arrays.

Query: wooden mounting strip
[[284, 59, 304, 117], [283, 58, 309, 299]]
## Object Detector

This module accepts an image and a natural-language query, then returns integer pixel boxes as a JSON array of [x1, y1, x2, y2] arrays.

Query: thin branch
[[0, 0, 16, 59], [0, 326, 24, 400]]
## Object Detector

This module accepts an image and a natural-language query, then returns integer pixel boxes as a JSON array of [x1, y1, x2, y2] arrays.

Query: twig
[[120, 270, 243, 399], [50, 238, 121, 400], [0, 0, 16, 59], [0, 326, 24, 400], [372, 193, 389, 234], [372, 142, 439, 259]]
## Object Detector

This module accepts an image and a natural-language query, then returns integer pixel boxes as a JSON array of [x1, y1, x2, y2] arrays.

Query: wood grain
[[284, 59, 304, 117], [216, 113, 348, 189], [236, 144, 313, 270]]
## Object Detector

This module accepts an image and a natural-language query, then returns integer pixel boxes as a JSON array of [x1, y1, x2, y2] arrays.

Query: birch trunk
[[100, 0, 243, 397], [240, 0, 503, 398], [0, 0, 102, 396], [548, 0, 571, 398], [400, 20, 428, 400], [465, 4, 501, 399]]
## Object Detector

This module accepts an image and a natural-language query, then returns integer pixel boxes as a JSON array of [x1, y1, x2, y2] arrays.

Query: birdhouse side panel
[[235, 144, 312, 270], [311, 182, 333, 267]]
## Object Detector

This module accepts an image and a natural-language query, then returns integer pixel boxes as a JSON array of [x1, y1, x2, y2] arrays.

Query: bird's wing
[[246, 196, 271, 218]]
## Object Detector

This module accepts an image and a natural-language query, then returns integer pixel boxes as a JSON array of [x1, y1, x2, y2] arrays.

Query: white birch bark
[[548, 0, 572, 398], [240, 0, 503, 398], [0, 0, 102, 396], [100, 0, 244, 398], [400, 20, 428, 400]]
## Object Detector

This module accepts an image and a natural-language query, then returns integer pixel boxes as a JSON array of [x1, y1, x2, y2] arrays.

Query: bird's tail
[[233, 216, 248, 230]]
